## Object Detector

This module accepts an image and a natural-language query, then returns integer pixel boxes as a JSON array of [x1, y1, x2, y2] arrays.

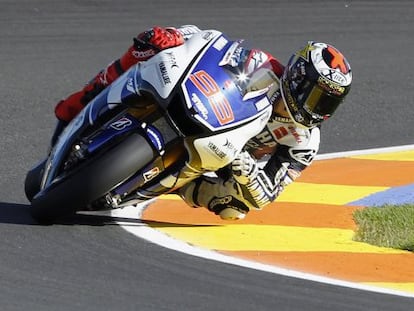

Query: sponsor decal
[[317, 75, 345, 95], [247, 50, 267, 72], [297, 60, 307, 77], [178, 25, 201, 37], [207, 141, 226, 159], [288, 126, 303, 144], [269, 89, 281, 104], [143, 167, 160, 182], [132, 49, 155, 59], [110, 117, 132, 131], [272, 115, 291, 123], [232, 47, 243, 64], [322, 68, 347, 85], [158, 62, 171, 85], [282, 79, 299, 113], [146, 126, 163, 151], [191, 93, 209, 119], [165, 52, 178, 69], [126, 77, 136, 93], [202, 31, 214, 41], [223, 139, 238, 157], [219, 41, 241, 66]]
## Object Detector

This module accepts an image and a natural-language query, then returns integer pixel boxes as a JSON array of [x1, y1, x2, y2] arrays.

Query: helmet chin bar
[[280, 78, 318, 129]]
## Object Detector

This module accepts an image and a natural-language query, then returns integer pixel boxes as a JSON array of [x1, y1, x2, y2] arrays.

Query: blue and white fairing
[[42, 30, 277, 192], [181, 36, 274, 132], [104, 30, 274, 131]]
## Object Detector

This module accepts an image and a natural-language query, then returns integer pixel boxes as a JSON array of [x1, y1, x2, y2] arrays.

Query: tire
[[30, 134, 154, 224], [24, 159, 46, 202]]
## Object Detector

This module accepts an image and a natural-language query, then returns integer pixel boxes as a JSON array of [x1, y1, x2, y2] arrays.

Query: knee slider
[[208, 195, 249, 220]]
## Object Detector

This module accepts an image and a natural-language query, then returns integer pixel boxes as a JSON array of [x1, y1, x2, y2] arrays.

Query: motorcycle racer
[[52, 25, 352, 220]]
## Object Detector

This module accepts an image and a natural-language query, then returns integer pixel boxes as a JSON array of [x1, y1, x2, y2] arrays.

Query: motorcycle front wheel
[[30, 133, 154, 224], [24, 159, 47, 202]]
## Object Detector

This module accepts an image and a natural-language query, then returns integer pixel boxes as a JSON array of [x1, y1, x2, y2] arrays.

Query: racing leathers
[[52, 25, 320, 221], [178, 104, 320, 220]]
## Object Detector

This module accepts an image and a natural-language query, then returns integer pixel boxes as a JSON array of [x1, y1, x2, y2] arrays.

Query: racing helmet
[[280, 41, 352, 128]]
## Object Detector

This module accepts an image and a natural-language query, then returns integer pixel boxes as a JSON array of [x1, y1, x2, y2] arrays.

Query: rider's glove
[[117, 26, 185, 79], [232, 151, 258, 185], [274, 162, 290, 186], [133, 26, 184, 59], [275, 162, 300, 189], [236, 161, 295, 210]]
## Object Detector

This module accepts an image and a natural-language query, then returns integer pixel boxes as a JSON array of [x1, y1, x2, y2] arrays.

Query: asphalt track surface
[[0, 1, 413, 310]]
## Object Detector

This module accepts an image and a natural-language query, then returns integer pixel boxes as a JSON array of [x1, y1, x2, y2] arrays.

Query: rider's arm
[[233, 126, 320, 210]]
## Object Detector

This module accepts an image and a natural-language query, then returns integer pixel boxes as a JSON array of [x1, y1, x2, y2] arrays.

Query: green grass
[[353, 204, 414, 251]]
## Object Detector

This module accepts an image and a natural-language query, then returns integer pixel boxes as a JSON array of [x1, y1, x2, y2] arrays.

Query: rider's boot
[[51, 57, 123, 141], [52, 27, 179, 125], [178, 176, 249, 220]]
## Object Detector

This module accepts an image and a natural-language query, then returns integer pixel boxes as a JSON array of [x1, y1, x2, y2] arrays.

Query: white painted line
[[112, 145, 414, 298], [114, 206, 414, 298], [316, 144, 414, 160]]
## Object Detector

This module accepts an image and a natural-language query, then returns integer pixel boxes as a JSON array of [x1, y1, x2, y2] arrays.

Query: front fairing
[[40, 59, 151, 190], [181, 37, 278, 132], [40, 102, 99, 189]]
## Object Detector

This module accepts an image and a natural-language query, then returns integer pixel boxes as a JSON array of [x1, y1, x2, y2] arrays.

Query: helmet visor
[[282, 76, 344, 128], [298, 83, 343, 119]]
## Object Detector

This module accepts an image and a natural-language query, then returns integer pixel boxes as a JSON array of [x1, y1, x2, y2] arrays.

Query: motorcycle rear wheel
[[30, 134, 154, 224]]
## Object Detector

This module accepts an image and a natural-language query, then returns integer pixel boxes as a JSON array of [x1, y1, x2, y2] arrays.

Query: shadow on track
[[0, 201, 122, 225], [0, 202, 35, 225], [0, 202, 208, 228]]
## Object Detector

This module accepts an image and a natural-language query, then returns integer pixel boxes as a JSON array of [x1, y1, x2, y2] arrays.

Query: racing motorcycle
[[25, 30, 278, 223]]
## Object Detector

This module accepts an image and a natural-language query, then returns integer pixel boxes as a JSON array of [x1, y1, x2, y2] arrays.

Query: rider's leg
[[178, 176, 253, 220], [51, 27, 185, 146]]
